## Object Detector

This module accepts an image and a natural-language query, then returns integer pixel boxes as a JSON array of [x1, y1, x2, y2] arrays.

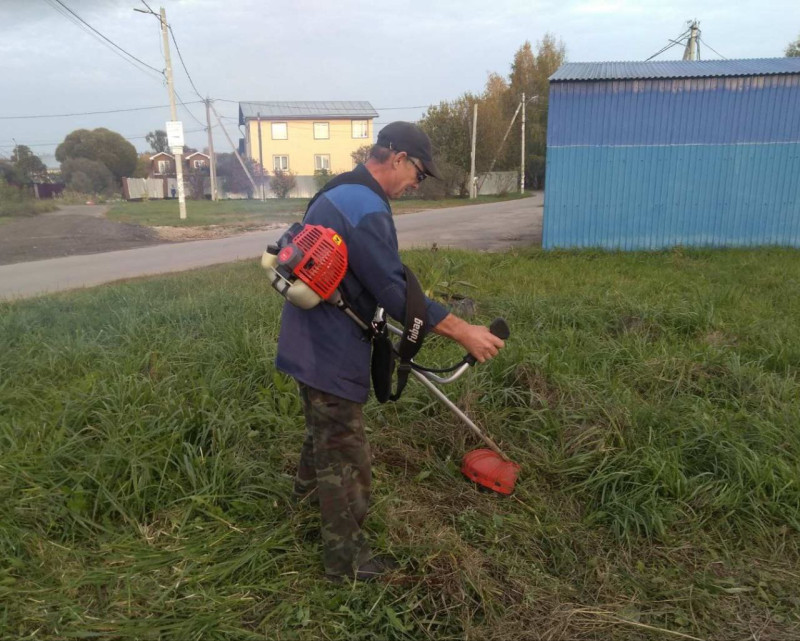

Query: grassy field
[[1, 247, 799, 640], [107, 193, 531, 228]]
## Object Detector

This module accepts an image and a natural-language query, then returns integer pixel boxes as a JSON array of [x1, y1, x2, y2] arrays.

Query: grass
[[106, 192, 532, 228], [1, 246, 799, 640]]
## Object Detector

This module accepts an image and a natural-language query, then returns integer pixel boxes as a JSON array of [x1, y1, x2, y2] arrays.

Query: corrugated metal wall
[[543, 75, 800, 249]]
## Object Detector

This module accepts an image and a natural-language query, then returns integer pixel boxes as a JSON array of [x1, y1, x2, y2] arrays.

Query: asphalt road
[[0, 195, 543, 301]]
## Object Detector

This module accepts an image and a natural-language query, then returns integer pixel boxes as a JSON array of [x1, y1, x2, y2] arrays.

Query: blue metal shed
[[543, 58, 800, 250]]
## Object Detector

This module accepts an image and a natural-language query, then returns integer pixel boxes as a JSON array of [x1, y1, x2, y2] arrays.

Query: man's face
[[388, 152, 426, 198]]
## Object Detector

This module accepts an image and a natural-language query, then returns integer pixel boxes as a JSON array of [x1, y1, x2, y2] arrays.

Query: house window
[[192, 159, 206, 169], [271, 122, 288, 140], [352, 120, 369, 138], [273, 155, 289, 172], [314, 154, 331, 171], [157, 159, 169, 174], [313, 122, 329, 139]]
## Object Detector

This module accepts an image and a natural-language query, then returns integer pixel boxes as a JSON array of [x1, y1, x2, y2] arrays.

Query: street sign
[[165, 121, 184, 149]]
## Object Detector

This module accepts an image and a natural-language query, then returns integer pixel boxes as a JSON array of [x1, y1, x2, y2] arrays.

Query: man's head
[[365, 122, 441, 199]]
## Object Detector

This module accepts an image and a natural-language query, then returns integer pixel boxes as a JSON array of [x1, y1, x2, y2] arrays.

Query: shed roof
[[550, 58, 800, 82], [238, 101, 378, 124]]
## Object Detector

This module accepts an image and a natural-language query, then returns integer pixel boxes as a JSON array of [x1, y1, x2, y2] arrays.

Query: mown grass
[[106, 193, 531, 228], [1, 247, 799, 640]]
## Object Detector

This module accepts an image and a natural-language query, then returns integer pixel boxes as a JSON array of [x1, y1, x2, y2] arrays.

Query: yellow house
[[238, 101, 378, 178]]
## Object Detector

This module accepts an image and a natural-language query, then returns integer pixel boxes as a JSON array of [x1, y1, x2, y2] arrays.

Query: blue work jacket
[[275, 165, 449, 403]]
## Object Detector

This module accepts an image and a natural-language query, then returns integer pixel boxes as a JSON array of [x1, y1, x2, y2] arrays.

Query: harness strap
[[389, 265, 428, 402]]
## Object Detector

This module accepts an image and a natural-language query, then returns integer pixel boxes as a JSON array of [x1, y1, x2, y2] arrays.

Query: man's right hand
[[432, 314, 505, 363]]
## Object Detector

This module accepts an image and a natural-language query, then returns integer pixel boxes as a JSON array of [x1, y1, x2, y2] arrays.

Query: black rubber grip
[[465, 317, 510, 366], [489, 317, 510, 340]]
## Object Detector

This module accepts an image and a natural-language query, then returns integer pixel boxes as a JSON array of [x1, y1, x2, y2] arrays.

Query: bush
[[313, 169, 339, 191], [415, 157, 467, 200], [0, 177, 58, 216], [60, 158, 116, 197], [269, 170, 297, 199]]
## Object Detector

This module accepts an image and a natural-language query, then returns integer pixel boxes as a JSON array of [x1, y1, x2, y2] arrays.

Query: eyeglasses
[[406, 157, 427, 183]]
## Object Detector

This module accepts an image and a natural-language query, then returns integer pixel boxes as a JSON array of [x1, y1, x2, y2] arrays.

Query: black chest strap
[[389, 265, 429, 402]]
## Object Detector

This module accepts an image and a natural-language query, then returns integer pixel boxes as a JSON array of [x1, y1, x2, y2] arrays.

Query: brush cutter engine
[[261, 223, 348, 310]]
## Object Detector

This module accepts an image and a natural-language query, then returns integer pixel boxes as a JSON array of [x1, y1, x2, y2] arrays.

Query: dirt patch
[[0, 205, 167, 266], [152, 222, 286, 242]]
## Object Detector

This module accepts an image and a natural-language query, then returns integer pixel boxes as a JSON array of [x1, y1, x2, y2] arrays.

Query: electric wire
[[645, 28, 691, 61], [43, 0, 164, 78], [169, 25, 204, 100], [698, 37, 727, 59], [0, 102, 204, 120]]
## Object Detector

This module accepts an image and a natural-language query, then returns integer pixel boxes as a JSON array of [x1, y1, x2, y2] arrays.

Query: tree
[[270, 170, 297, 198], [0, 159, 24, 185], [146, 129, 169, 154], [787, 35, 800, 57], [11, 145, 48, 182], [508, 35, 566, 189], [351, 145, 371, 166], [215, 152, 256, 197], [60, 158, 115, 195], [55, 128, 137, 182]]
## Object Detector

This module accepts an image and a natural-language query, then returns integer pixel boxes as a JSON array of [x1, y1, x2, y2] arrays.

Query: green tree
[[270, 169, 297, 198], [11, 145, 48, 182], [145, 129, 169, 154], [55, 128, 137, 182], [216, 153, 256, 197], [0, 159, 24, 185], [351, 145, 371, 166], [508, 35, 566, 189], [60, 158, 115, 195], [787, 35, 800, 57]]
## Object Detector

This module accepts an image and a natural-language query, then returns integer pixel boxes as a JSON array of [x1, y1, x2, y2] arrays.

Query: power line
[[0, 102, 204, 120], [174, 90, 207, 128], [43, 0, 164, 78], [169, 25, 204, 100], [698, 37, 727, 59], [2, 126, 209, 150], [645, 28, 691, 61]]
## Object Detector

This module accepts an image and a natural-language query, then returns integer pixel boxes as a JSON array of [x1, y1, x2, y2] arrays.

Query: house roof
[[550, 57, 800, 82], [238, 101, 378, 124], [150, 152, 173, 159], [185, 152, 209, 160]]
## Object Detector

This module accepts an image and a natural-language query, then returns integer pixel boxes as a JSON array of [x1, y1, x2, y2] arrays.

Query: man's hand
[[432, 314, 505, 363]]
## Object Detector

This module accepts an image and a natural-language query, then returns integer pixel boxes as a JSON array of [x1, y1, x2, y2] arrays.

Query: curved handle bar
[[385, 317, 509, 384]]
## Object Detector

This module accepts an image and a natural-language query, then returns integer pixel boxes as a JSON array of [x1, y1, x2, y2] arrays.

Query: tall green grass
[[1, 247, 799, 640]]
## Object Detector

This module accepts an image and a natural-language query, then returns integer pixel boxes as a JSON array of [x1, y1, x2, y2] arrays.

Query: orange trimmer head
[[461, 448, 521, 495]]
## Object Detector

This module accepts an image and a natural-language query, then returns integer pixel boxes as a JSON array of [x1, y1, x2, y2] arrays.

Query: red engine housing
[[282, 225, 348, 300]]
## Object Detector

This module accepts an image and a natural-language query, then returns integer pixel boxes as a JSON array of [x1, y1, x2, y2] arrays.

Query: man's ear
[[393, 151, 406, 168]]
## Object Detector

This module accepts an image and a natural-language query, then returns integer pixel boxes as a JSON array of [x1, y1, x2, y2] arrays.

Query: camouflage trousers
[[294, 383, 372, 577]]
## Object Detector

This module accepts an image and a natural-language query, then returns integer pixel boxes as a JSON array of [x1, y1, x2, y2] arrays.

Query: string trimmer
[[261, 223, 521, 495]]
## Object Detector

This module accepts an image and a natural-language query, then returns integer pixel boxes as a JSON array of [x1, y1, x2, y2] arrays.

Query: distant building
[[544, 58, 800, 249], [238, 101, 378, 197]]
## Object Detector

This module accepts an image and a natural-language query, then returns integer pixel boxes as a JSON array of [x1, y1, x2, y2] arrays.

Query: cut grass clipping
[[1, 247, 799, 640]]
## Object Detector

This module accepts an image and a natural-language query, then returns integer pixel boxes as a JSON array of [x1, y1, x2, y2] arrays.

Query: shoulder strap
[[390, 265, 429, 401]]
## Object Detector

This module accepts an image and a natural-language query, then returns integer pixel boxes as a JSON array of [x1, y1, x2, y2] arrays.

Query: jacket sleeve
[[346, 211, 449, 327]]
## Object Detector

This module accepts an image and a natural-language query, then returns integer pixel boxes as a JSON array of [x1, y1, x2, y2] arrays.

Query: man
[[276, 122, 504, 582]]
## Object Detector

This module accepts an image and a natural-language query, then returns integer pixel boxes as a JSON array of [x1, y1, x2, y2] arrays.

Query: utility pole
[[209, 102, 260, 196], [205, 98, 218, 201], [159, 7, 187, 219], [257, 113, 265, 200], [520, 92, 526, 194], [469, 103, 478, 199], [683, 20, 700, 61]]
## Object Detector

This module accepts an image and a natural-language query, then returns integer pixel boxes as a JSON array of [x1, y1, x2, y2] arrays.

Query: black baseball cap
[[376, 121, 441, 180]]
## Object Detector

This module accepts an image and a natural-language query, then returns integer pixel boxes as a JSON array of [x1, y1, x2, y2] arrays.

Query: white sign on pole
[[166, 121, 184, 150]]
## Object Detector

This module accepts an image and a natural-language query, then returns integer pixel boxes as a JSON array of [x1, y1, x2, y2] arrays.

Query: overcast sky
[[1, 0, 798, 167]]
